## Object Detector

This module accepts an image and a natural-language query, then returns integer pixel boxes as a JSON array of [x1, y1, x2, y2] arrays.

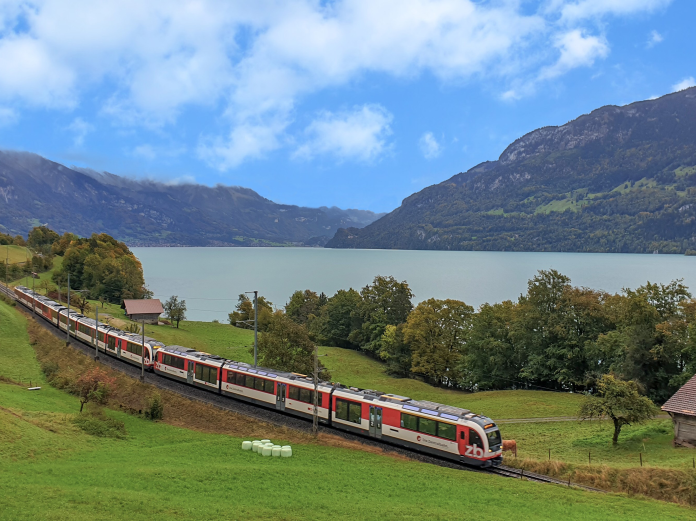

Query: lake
[[131, 248, 696, 322]]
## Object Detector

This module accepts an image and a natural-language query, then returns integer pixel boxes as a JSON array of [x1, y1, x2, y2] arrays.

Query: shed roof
[[662, 374, 696, 416], [122, 299, 164, 315]]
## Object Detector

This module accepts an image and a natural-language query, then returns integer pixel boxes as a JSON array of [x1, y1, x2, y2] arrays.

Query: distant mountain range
[[327, 88, 696, 254], [0, 152, 384, 246]]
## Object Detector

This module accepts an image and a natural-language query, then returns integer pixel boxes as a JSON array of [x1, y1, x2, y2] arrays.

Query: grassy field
[[1, 244, 30, 264], [2, 301, 695, 519], [501, 419, 696, 470]]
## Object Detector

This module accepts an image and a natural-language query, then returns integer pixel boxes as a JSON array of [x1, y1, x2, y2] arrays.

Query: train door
[[276, 383, 286, 411], [187, 362, 194, 384], [369, 406, 383, 439], [458, 428, 468, 456], [116, 339, 121, 358]]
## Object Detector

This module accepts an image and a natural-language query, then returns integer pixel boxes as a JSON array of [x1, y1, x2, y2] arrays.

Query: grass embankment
[[1, 244, 30, 264], [2, 302, 696, 518], [9, 255, 62, 288]]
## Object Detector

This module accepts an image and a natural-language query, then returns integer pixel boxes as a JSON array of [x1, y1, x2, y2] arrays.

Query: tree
[[38, 279, 54, 296], [72, 367, 116, 412], [405, 298, 473, 387], [349, 276, 414, 355], [228, 293, 273, 331], [164, 295, 187, 328], [27, 226, 59, 253], [286, 289, 321, 325], [314, 288, 362, 348], [465, 300, 525, 390], [379, 324, 411, 377], [258, 312, 331, 380], [578, 374, 657, 445], [72, 292, 92, 314]]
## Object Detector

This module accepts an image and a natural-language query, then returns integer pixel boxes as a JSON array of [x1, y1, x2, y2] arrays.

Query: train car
[[155, 347, 227, 391], [101, 328, 162, 370], [221, 362, 334, 422], [329, 386, 503, 467]]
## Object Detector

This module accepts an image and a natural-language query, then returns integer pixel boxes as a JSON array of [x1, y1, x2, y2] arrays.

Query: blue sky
[[0, 0, 693, 213]]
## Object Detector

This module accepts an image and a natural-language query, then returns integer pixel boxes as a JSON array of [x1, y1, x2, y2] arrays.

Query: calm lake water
[[131, 248, 696, 322]]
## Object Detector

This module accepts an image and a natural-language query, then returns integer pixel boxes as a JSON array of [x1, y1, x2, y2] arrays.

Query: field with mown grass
[[2, 300, 695, 519], [1, 244, 30, 264], [501, 420, 696, 470]]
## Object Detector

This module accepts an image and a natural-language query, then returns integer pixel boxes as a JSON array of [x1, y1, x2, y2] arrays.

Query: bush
[[40, 360, 60, 381], [71, 409, 127, 438], [146, 393, 164, 420]]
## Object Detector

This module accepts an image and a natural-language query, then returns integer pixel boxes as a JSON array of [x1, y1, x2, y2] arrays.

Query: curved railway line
[[1, 282, 604, 493]]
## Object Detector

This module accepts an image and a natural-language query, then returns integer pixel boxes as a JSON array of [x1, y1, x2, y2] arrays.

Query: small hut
[[122, 299, 164, 325], [662, 375, 696, 447]]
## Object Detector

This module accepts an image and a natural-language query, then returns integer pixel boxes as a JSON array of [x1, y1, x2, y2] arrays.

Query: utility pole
[[253, 290, 258, 367], [66, 273, 70, 345], [140, 319, 145, 382], [5, 245, 7, 287], [94, 307, 99, 360], [313, 343, 319, 436], [32, 271, 35, 314]]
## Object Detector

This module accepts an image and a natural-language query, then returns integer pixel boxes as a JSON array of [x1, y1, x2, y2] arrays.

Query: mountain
[[0, 152, 383, 246], [327, 88, 696, 254]]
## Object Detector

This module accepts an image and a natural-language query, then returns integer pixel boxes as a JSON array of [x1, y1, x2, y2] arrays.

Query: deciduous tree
[[578, 374, 657, 445], [72, 367, 116, 413]]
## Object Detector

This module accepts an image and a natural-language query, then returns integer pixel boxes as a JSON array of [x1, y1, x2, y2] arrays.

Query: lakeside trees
[[270, 271, 696, 403]]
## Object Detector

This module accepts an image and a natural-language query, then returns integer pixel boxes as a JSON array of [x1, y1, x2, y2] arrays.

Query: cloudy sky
[[0, 0, 693, 212]]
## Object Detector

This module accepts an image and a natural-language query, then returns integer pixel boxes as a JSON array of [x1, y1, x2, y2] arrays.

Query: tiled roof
[[662, 374, 696, 416], [122, 299, 164, 315]]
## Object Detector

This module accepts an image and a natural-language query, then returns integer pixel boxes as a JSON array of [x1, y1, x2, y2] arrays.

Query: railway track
[[5, 284, 604, 493]]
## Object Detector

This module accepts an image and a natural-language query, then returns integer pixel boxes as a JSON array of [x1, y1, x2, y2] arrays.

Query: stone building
[[122, 299, 164, 325], [662, 374, 696, 447]]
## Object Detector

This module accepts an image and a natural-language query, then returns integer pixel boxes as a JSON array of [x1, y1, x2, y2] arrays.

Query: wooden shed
[[122, 299, 164, 325], [662, 375, 696, 448]]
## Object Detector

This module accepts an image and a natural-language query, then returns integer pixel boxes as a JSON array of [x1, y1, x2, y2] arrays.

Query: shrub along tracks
[[8, 289, 603, 493]]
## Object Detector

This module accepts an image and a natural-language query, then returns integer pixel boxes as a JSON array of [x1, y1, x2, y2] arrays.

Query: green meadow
[[2, 300, 695, 520]]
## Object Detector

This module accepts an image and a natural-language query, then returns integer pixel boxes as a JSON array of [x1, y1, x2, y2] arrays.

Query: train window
[[288, 386, 299, 400], [227, 371, 235, 384], [418, 418, 437, 436], [245, 375, 255, 388], [195, 365, 217, 384], [236, 372, 246, 386], [128, 342, 143, 356], [469, 430, 483, 448], [400, 413, 418, 431], [316, 392, 322, 406], [254, 378, 264, 391], [486, 429, 501, 447], [438, 422, 456, 441], [264, 380, 274, 394], [299, 388, 311, 403], [348, 402, 362, 424], [108, 337, 115, 349], [195, 364, 203, 380], [335, 399, 349, 421]]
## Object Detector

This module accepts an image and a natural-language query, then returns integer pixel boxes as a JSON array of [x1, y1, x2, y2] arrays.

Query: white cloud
[[539, 30, 609, 80], [0, 0, 674, 166], [419, 132, 442, 159], [294, 105, 393, 162], [646, 30, 663, 48], [67, 117, 95, 147], [672, 77, 695, 92], [555, 0, 672, 21]]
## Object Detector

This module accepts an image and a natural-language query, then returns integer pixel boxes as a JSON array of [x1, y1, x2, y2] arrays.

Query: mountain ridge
[[0, 151, 384, 246], [327, 88, 696, 254]]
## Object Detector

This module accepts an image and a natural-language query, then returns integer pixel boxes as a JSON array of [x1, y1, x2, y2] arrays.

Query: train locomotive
[[14, 285, 503, 467]]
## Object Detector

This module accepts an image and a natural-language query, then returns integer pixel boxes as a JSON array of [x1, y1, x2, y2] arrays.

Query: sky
[[0, 0, 693, 213]]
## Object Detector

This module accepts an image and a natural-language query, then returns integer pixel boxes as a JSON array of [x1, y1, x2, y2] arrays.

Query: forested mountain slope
[[0, 152, 383, 246], [327, 88, 696, 253]]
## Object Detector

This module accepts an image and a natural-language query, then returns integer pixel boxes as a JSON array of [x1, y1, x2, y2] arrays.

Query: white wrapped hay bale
[[281, 445, 292, 458], [260, 439, 271, 444], [242, 441, 252, 451], [262, 444, 273, 456], [272, 445, 281, 457], [251, 440, 262, 452]]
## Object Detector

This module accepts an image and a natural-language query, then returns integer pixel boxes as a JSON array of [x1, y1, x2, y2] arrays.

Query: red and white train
[[14, 285, 503, 467]]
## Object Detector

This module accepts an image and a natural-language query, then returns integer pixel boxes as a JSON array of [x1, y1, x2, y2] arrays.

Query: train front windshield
[[487, 428, 501, 448]]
